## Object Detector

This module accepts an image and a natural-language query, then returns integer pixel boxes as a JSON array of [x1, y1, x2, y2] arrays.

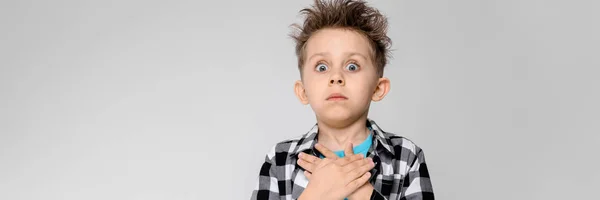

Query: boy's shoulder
[[378, 130, 423, 154], [263, 130, 317, 162], [369, 119, 424, 155]]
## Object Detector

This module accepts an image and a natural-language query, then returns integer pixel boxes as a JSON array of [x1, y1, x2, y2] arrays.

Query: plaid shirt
[[250, 119, 434, 200]]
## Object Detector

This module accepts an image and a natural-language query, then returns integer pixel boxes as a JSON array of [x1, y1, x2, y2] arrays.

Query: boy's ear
[[372, 77, 390, 102], [294, 80, 309, 105]]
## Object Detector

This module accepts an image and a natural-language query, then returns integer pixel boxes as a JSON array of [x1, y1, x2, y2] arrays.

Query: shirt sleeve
[[400, 149, 434, 200], [250, 150, 280, 200]]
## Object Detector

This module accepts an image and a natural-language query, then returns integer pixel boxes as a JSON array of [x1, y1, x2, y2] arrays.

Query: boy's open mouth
[[326, 93, 348, 101]]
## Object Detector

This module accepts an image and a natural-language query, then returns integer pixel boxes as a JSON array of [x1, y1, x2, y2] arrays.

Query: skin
[[298, 143, 374, 200], [299, 143, 375, 200], [294, 28, 391, 199]]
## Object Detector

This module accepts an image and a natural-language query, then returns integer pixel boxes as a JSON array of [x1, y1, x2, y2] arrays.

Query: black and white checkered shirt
[[250, 119, 434, 200]]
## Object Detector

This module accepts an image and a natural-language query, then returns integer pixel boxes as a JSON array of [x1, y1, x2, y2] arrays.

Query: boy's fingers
[[303, 171, 312, 180], [354, 153, 365, 159], [299, 152, 320, 164], [298, 154, 324, 173], [336, 153, 363, 166], [297, 159, 315, 173], [344, 142, 354, 156], [346, 172, 371, 192], [345, 159, 375, 182], [343, 156, 370, 172], [315, 143, 339, 158], [316, 158, 334, 170]]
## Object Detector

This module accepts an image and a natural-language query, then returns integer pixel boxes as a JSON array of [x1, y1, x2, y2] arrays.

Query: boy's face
[[294, 28, 390, 126]]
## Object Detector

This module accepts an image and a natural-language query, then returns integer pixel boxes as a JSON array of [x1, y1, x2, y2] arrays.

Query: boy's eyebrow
[[307, 52, 370, 62]]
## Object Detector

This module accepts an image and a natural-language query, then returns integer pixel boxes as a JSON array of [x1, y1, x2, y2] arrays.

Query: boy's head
[[290, 0, 392, 127]]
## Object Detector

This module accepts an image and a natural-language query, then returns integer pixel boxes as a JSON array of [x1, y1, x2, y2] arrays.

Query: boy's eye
[[315, 63, 328, 72], [345, 63, 359, 71]]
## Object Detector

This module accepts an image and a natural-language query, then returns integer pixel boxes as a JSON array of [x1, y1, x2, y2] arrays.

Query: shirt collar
[[290, 118, 396, 158]]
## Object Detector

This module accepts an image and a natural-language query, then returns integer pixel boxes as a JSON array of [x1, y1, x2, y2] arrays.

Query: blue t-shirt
[[320, 133, 372, 158]]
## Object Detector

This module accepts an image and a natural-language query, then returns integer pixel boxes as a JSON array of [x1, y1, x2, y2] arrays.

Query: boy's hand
[[298, 143, 375, 200], [298, 156, 373, 200]]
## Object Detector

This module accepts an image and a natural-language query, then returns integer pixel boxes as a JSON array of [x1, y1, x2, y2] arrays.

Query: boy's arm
[[370, 149, 434, 200], [250, 148, 280, 200]]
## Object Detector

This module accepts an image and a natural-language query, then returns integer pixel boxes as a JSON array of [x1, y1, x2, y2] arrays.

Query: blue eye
[[315, 63, 328, 72], [345, 63, 359, 71]]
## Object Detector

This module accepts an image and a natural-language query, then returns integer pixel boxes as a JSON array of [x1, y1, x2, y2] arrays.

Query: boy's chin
[[317, 112, 360, 128]]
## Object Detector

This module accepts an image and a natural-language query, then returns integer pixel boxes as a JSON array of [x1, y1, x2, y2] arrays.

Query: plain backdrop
[[1, 0, 599, 199]]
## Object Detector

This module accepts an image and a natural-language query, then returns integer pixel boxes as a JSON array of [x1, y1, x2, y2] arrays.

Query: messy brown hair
[[290, 0, 392, 77]]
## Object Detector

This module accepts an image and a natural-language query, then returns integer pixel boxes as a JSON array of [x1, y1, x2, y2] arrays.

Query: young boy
[[251, 0, 434, 199]]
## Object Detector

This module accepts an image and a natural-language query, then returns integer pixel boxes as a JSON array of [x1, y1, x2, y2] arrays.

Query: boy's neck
[[316, 114, 370, 152]]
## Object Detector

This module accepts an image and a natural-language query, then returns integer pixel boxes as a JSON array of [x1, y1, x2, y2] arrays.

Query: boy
[[251, 0, 434, 199]]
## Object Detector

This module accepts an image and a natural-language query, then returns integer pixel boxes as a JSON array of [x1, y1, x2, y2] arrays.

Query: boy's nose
[[329, 78, 345, 86]]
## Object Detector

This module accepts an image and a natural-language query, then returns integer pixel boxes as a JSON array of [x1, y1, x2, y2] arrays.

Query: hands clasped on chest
[[297, 143, 375, 200]]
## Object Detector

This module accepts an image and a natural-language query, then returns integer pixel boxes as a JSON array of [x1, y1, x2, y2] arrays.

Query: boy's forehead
[[305, 29, 373, 59], [308, 52, 369, 62]]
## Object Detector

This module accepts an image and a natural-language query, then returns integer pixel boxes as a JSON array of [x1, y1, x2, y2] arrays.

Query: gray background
[[1, 0, 598, 199]]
